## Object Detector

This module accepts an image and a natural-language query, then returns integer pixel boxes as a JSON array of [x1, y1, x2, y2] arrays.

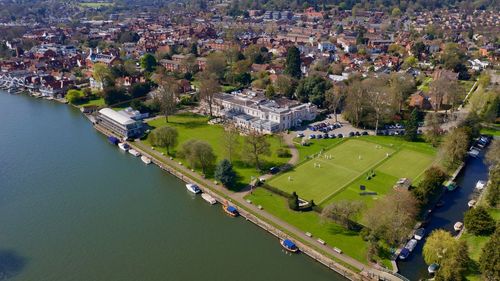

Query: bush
[[276, 147, 292, 158], [464, 206, 495, 235], [261, 183, 292, 198], [288, 192, 299, 211]]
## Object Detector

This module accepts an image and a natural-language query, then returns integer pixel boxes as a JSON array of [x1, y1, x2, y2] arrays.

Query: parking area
[[295, 116, 372, 140]]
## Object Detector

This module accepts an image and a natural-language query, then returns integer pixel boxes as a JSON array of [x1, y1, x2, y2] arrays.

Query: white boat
[[186, 183, 201, 194], [405, 239, 418, 252], [475, 180, 486, 190], [128, 149, 141, 157], [468, 200, 477, 208], [414, 228, 425, 241], [201, 193, 217, 205], [118, 142, 129, 151], [141, 156, 152, 165], [454, 222, 463, 231]]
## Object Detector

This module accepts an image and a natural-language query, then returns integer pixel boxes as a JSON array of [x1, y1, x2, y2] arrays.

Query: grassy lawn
[[269, 139, 394, 202], [481, 124, 500, 136], [245, 188, 370, 263], [294, 138, 345, 163], [144, 113, 290, 188], [75, 97, 105, 107]]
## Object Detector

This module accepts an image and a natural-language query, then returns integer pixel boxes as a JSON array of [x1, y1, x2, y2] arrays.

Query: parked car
[[309, 134, 316, 139], [297, 133, 305, 138], [349, 132, 355, 137], [362, 131, 369, 136], [337, 134, 343, 138], [269, 167, 280, 174], [355, 131, 361, 136]]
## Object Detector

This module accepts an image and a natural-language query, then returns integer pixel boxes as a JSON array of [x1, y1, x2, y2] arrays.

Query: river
[[0, 92, 346, 281], [398, 147, 490, 280]]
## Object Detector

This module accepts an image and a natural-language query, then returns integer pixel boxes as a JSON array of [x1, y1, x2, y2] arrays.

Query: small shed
[[394, 178, 411, 190]]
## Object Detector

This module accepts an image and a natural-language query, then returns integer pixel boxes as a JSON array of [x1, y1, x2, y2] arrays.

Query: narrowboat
[[280, 239, 299, 253]]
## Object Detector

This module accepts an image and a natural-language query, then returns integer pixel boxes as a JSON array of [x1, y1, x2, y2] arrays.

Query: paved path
[[130, 140, 405, 281]]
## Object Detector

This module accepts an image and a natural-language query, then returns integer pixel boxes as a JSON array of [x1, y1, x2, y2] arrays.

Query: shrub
[[276, 147, 292, 158], [464, 206, 495, 235], [288, 192, 299, 211]]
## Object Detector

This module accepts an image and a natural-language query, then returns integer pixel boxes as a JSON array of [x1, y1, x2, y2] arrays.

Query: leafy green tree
[[150, 126, 178, 155], [284, 46, 301, 79], [412, 166, 447, 205], [180, 140, 216, 175], [464, 206, 495, 235], [288, 192, 299, 211], [404, 108, 419, 141], [140, 53, 157, 72], [205, 52, 227, 80], [479, 224, 500, 281], [322, 200, 364, 230], [102, 87, 128, 105], [441, 127, 470, 171], [130, 82, 151, 98], [424, 112, 443, 147], [423, 229, 457, 265], [65, 89, 85, 104], [92, 63, 111, 85], [391, 7, 401, 17], [295, 75, 331, 106], [214, 159, 236, 188], [435, 240, 469, 281]]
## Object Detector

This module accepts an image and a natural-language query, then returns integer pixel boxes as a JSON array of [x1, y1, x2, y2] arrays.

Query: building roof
[[99, 108, 136, 126]]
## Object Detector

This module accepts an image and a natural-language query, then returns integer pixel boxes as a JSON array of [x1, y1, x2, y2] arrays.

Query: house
[[210, 90, 317, 134], [86, 49, 117, 67], [409, 91, 432, 110]]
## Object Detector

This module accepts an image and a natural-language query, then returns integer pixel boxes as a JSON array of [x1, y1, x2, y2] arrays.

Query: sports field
[[268, 138, 435, 207]]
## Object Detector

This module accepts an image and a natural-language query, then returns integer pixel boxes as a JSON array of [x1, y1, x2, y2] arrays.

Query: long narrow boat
[[280, 239, 299, 253]]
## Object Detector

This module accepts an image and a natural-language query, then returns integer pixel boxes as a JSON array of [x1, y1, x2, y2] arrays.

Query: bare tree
[[325, 83, 346, 122], [430, 77, 460, 112], [365, 77, 394, 133], [223, 123, 240, 162], [424, 112, 442, 147], [157, 77, 180, 122], [198, 72, 221, 117], [322, 200, 364, 230], [344, 78, 366, 127], [388, 72, 415, 112], [243, 130, 271, 171]]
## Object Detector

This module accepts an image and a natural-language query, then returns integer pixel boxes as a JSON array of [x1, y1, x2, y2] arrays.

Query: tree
[[364, 77, 393, 133], [479, 224, 500, 281], [65, 89, 85, 104], [344, 76, 367, 127], [423, 229, 457, 265], [288, 192, 299, 211], [464, 206, 495, 235], [424, 112, 443, 147], [435, 240, 469, 281], [130, 82, 151, 98], [429, 76, 459, 112], [243, 130, 271, 171], [214, 159, 236, 187], [198, 73, 221, 117], [223, 123, 240, 162], [365, 190, 418, 246], [140, 53, 157, 72], [157, 77, 179, 122], [441, 127, 470, 171], [295, 75, 331, 106], [412, 166, 447, 205], [274, 75, 296, 98], [265, 84, 275, 98], [180, 140, 216, 175], [404, 108, 419, 141], [149, 126, 178, 155], [284, 46, 301, 79], [92, 63, 111, 85], [322, 200, 363, 230], [325, 84, 345, 122], [102, 87, 127, 105], [205, 52, 227, 80], [388, 73, 415, 112], [486, 140, 500, 167], [441, 43, 466, 71], [391, 7, 401, 17]]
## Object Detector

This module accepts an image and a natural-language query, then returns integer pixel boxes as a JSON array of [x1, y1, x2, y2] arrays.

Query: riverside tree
[[424, 112, 443, 147], [464, 206, 496, 235], [157, 77, 180, 122], [180, 140, 216, 175], [322, 200, 364, 230], [214, 159, 236, 188], [65, 89, 85, 104], [412, 166, 447, 205], [441, 127, 470, 171], [435, 240, 469, 281], [243, 130, 270, 171], [150, 126, 178, 155], [423, 229, 457, 265], [479, 224, 500, 281], [223, 124, 240, 162]]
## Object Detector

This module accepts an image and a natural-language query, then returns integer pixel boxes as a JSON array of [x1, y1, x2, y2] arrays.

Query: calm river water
[[0, 92, 346, 281]]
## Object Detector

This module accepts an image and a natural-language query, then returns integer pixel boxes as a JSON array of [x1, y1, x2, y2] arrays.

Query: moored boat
[[467, 199, 477, 208], [201, 193, 217, 205], [445, 181, 458, 191], [454, 222, 463, 231], [475, 180, 486, 190], [186, 183, 201, 194], [428, 263, 439, 274], [405, 239, 418, 252], [223, 204, 239, 217], [141, 155, 152, 165], [280, 239, 299, 253], [128, 149, 141, 157], [108, 136, 120, 145], [118, 142, 130, 151], [398, 248, 410, 260], [414, 228, 425, 240]]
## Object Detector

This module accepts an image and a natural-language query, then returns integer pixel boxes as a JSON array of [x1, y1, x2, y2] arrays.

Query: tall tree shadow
[[0, 250, 27, 280]]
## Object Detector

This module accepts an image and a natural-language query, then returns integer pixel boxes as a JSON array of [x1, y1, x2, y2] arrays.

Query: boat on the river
[[223, 204, 239, 217], [128, 149, 141, 157], [454, 222, 463, 231], [436, 200, 445, 208], [475, 180, 486, 190], [405, 239, 418, 252], [398, 248, 410, 260], [141, 156, 152, 165], [186, 183, 201, 194], [445, 181, 458, 191], [201, 193, 217, 205], [414, 228, 425, 240], [428, 263, 439, 274], [468, 199, 477, 208], [108, 136, 120, 145], [280, 239, 299, 253], [118, 142, 130, 152]]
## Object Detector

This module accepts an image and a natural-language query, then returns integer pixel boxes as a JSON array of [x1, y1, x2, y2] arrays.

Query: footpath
[[95, 124, 406, 281]]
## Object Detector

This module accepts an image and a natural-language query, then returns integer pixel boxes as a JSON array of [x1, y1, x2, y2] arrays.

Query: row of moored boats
[[108, 136, 151, 164]]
